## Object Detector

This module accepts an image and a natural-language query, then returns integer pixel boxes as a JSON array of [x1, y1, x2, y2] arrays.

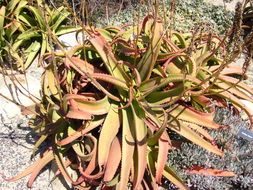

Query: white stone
[[0, 73, 41, 119], [58, 31, 89, 49]]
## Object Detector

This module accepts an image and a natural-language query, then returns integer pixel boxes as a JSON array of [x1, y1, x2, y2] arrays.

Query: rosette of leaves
[[0, 0, 78, 71], [3, 14, 253, 190]]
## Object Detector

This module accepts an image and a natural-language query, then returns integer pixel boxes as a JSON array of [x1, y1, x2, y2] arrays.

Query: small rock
[[57, 31, 89, 50], [0, 73, 41, 119]]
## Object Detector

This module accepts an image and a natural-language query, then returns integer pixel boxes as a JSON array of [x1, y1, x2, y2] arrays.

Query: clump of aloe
[[2, 1, 253, 189], [0, 0, 77, 71]]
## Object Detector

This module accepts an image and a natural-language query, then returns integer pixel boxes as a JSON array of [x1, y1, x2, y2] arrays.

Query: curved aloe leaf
[[3, 150, 54, 186], [163, 164, 189, 190], [137, 16, 163, 81], [169, 105, 222, 129], [0, 6, 5, 37], [51, 9, 70, 32], [55, 26, 81, 36], [168, 118, 223, 156], [119, 107, 135, 190], [131, 105, 147, 190], [103, 136, 121, 182], [12, 29, 40, 50], [23, 41, 41, 70], [98, 104, 120, 166], [146, 83, 184, 104], [90, 73, 128, 89], [156, 131, 170, 184], [63, 94, 110, 115], [58, 117, 104, 146], [90, 33, 126, 81]]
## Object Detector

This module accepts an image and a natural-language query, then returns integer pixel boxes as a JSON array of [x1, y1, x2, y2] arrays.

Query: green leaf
[[18, 12, 37, 27], [7, 0, 27, 13], [137, 16, 163, 81], [146, 83, 184, 104], [163, 164, 189, 190], [12, 29, 40, 50], [171, 31, 187, 48], [0, 6, 5, 37], [51, 9, 70, 32], [23, 41, 41, 70], [119, 107, 135, 190], [98, 104, 120, 166], [55, 26, 81, 36], [26, 6, 45, 30], [131, 105, 147, 189], [49, 6, 64, 25], [46, 66, 60, 99], [40, 33, 48, 57], [63, 94, 111, 116]]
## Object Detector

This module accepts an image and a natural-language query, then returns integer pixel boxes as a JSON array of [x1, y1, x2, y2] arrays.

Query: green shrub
[[93, 0, 234, 35]]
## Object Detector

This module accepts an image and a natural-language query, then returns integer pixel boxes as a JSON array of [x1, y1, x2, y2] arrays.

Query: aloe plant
[[0, 0, 78, 71], [3, 10, 253, 190]]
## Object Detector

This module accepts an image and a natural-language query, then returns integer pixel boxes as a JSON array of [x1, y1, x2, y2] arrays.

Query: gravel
[[0, 116, 52, 190], [0, 60, 52, 190]]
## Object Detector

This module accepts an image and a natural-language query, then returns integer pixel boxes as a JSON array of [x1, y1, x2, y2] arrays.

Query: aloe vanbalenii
[[0, 0, 79, 71], [4, 14, 253, 189]]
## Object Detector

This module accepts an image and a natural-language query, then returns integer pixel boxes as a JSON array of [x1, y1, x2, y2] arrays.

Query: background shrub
[[166, 107, 253, 190]]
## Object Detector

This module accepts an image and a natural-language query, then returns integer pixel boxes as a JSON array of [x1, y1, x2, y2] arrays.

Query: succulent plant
[[0, 0, 78, 71], [2, 4, 253, 190]]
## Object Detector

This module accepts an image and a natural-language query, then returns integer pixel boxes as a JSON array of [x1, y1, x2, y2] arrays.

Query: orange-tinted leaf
[[186, 165, 236, 177], [58, 117, 104, 146], [90, 73, 128, 89], [156, 131, 170, 184], [90, 32, 126, 81], [138, 15, 163, 81], [132, 106, 147, 190], [170, 105, 222, 129], [168, 118, 223, 156], [66, 108, 92, 120], [64, 56, 102, 75], [98, 105, 120, 166], [3, 150, 54, 187], [103, 136, 121, 182]]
